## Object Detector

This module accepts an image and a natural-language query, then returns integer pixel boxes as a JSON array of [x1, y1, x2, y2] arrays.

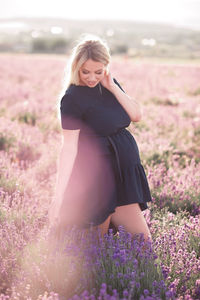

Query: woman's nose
[[89, 74, 96, 80]]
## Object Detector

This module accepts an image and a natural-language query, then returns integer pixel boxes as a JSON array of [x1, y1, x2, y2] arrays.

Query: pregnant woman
[[48, 34, 152, 242]]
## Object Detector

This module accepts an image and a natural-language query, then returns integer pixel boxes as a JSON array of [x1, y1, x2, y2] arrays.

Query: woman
[[49, 34, 152, 241]]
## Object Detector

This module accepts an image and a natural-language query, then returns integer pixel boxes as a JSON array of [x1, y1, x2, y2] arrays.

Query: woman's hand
[[100, 70, 116, 92]]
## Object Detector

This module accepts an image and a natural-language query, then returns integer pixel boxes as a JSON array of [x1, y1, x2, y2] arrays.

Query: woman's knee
[[95, 214, 112, 237]]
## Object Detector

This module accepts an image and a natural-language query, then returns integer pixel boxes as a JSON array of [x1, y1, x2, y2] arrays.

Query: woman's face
[[79, 59, 107, 87]]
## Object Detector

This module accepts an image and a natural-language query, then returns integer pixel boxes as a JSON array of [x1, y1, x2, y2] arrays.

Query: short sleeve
[[113, 78, 126, 93], [60, 93, 83, 130]]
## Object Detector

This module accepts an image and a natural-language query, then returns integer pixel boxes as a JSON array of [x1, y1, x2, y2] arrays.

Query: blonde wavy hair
[[56, 34, 111, 121]]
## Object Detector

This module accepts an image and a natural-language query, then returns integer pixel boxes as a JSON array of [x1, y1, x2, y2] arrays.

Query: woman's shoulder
[[60, 84, 90, 113], [113, 78, 125, 93], [65, 84, 90, 101], [61, 85, 82, 103], [64, 84, 79, 97]]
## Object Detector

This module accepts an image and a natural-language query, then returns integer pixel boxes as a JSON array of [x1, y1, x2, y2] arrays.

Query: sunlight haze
[[1, 0, 200, 29]]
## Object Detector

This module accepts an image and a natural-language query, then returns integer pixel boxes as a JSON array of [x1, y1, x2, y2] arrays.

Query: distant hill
[[0, 17, 199, 59]]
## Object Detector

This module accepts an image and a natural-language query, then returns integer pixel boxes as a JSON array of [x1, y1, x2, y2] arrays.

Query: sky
[[1, 0, 200, 29]]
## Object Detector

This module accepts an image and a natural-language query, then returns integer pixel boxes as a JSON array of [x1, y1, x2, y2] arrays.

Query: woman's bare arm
[[48, 128, 80, 225]]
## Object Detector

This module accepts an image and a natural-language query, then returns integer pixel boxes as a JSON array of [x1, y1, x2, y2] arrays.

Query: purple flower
[[143, 289, 149, 296]]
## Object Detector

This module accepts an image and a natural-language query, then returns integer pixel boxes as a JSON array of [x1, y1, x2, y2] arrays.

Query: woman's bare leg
[[110, 203, 152, 242], [94, 214, 112, 238]]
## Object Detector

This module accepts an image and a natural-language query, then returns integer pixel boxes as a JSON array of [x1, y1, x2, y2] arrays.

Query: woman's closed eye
[[82, 71, 102, 75]]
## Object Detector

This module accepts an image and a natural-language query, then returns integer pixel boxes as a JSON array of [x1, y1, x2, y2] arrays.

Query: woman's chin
[[87, 81, 98, 87]]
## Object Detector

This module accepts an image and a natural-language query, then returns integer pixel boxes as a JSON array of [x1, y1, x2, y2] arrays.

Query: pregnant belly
[[107, 129, 141, 167]]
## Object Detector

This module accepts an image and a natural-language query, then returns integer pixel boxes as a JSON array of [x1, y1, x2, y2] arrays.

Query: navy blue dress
[[59, 78, 152, 229]]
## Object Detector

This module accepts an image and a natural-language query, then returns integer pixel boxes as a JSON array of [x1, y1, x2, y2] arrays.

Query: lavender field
[[0, 54, 200, 299]]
